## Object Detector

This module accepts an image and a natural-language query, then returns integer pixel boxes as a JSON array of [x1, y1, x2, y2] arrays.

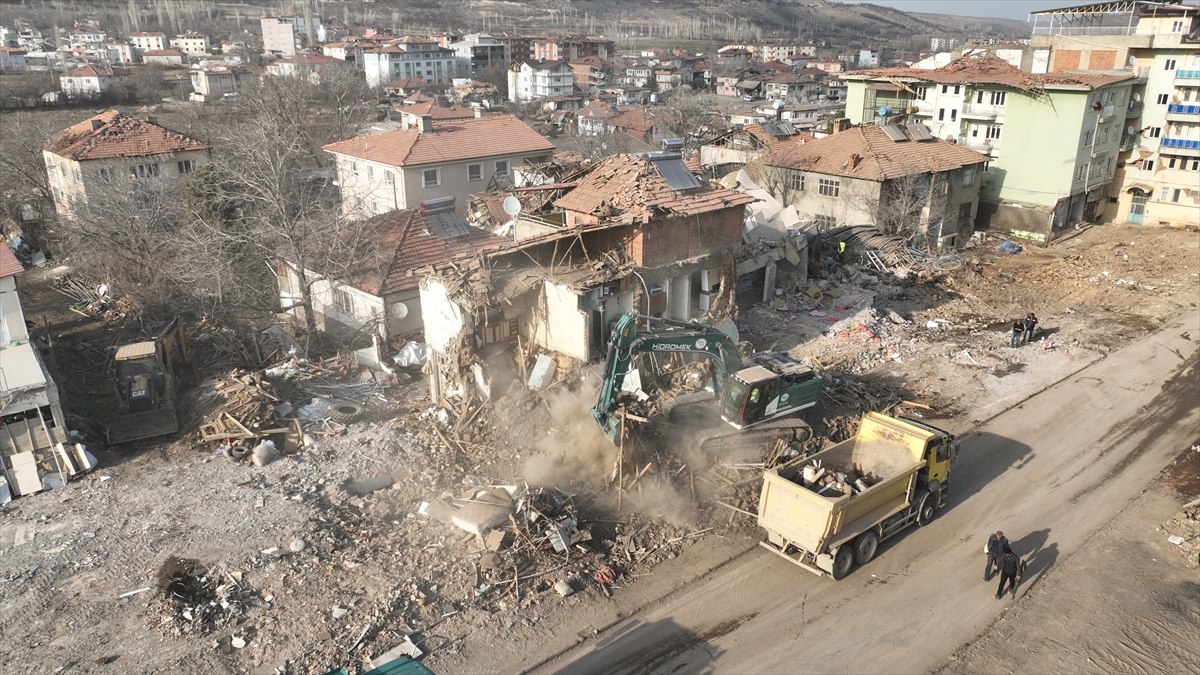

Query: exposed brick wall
[[634, 208, 743, 268], [1088, 50, 1116, 70], [1052, 50, 1081, 72]]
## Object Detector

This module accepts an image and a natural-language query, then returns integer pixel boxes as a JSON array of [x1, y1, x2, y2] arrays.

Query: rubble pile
[[155, 557, 253, 637], [789, 457, 878, 498], [1162, 496, 1200, 569]]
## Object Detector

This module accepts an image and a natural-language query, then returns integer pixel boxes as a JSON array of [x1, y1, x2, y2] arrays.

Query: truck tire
[[853, 531, 880, 566], [831, 545, 854, 580], [329, 403, 363, 424], [916, 491, 937, 527]]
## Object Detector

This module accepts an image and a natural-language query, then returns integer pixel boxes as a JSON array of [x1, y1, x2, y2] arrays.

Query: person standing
[[995, 547, 1022, 599], [984, 531, 1008, 581], [1022, 313, 1039, 345], [837, 240, 847, 264], [1010, 320, 1024, 348]]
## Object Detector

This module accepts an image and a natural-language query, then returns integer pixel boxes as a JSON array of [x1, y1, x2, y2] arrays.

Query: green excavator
[[591, 312, 821, 454]]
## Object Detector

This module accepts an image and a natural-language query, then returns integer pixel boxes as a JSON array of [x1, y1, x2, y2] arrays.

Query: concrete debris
[[289, 539, 307, 553], [554, 580, 574, 597], [251, 440, 279, 467], [528, 354, 557, 392], [370, 636, 423, 668]]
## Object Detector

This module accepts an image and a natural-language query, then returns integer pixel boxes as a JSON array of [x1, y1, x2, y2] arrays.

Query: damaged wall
[[527, 280, 590, 362]]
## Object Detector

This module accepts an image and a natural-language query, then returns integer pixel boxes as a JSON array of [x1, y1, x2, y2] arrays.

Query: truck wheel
[[329, 403, 363, 424], [831, 545, 854, 580], [916, 491, 937, 527], [854, 531, 879, 566]]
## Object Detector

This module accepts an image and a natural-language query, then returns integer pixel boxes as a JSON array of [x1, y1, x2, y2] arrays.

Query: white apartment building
[[169, 32, 209, 56], [507, 60, 574, 102], [129, 31, 166, 52], [361, 38, 456, 87], [261, 16, 300, 56], [59, 64, 130, 100]]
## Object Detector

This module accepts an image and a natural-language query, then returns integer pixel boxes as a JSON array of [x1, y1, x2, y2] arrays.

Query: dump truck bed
[[106, 405, 179, 444], [758, 413, 935, 556]]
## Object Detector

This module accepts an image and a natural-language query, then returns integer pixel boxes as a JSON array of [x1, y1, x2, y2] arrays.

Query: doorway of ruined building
[[736, 267, 767, 309]]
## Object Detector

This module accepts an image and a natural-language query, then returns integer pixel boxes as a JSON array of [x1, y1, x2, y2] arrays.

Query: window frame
[[817, 177, 840, 197], [422, 168, 441, 187], [333, 287, 355, 316], [1141, 158, 1155, 171], [788, 171, 805, 193], [495, 159, 509, 176], [961, 166, 977, 187], [467, 163, 483, 182]]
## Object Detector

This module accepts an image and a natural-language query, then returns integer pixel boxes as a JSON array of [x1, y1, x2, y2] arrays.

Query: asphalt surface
[[537, 312, 1200, 675]]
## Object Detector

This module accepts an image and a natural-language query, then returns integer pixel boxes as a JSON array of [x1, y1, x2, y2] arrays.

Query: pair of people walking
[[1009, 313, 1038, 347], [983, 531, 1026, 599]]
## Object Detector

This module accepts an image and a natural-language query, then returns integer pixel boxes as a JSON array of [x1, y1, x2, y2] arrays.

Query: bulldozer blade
[[106, 408, 180, 444]]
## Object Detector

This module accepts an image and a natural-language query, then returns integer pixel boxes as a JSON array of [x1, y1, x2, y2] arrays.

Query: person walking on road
[[1010, 320, 1024, 348], [995, 547, 1023, 599], [984, 531, 1008, 581], [1022, 313, 1039, 345]]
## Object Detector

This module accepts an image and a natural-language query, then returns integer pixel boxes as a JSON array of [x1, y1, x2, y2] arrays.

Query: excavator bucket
[[106, 406, 180, 444]]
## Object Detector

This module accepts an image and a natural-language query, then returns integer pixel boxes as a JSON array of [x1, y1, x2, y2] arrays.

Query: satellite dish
[[1132, 92, 1140, 102], [502, 195, 521, 218], [390, 302, 409, 319]]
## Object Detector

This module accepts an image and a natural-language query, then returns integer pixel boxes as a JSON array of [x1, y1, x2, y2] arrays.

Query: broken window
[[813, 214, 837, 229]]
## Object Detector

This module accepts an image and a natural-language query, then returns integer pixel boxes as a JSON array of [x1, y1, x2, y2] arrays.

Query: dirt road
[[535, 311, 1200, 675]]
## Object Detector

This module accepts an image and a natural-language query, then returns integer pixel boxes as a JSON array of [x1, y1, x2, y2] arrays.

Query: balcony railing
[[1176, 69, 1200, 80], [1161, 137, 1200, 148], [962, 103, 1002, 118], [1119, 133, 1137, 152], [1125, 100, 1143, 117], [1167, 103, 1200, 115]]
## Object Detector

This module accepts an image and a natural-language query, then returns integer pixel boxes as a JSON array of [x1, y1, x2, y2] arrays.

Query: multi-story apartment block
[[507, 60, 574, 102], [42, 110, 210, 219], [128, 31, 166, 52], [1031, 0, 1199, 228], [169, 32, 209, 56], [261, 16, 302, 56], [362, 37, 456, 88], [493, 33, 531, 63], [448, 33, 506, 73], [532, 35, 614, 62], [0, 46, 27, 71], [843, 54, 1137, 244]]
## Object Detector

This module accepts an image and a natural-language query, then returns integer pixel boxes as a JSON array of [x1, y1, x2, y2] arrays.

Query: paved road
[[538, 313, 1200, 674]]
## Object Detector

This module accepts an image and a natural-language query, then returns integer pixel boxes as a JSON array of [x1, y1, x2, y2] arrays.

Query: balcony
[[1125, 100, 1143, 117], [1119, 133, 1137, 152], [1159, 136, 1200, 156], [962, 103, 1002, 120], [1166, 103, 1200, 122], [1176, 69, 1200, 81], [959, 135, 1000, 155]]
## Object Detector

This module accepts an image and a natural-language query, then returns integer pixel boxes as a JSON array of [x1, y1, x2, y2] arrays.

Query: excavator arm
[[591, 312, 742, 443]]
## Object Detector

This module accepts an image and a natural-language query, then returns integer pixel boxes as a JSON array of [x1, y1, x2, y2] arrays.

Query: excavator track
[[693, 418, 812, 455], [662, 390, 718, 424]]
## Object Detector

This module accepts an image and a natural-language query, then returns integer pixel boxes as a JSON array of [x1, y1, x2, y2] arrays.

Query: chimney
[[474, 107, 486, 119], [418, 114, 433, 134], [90, 119, 103, 131]]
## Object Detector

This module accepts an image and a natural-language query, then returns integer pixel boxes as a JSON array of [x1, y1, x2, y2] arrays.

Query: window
[[950, 109, 958, 122], [1191, 159, 1200, 171], [953, 85, 961, 95], [349, 160, 358, 176], [468, 163, 483, 181], [176, 160, 195, 174], [941, 84, 948, 94], [788, 172, 805, 192], [938, 108, 945, 121], [1141, 159, 1154, 171], [1172, 19, 1185, 32], [990, 91, 1006, 106], [1160, 186, 1171, 201], [495, 160, 509, 175], [385, 170, 394, 185], [1076, 165, 1087, 180], [1104, 91, 1114, 104], [1148, 126, 1162, 138], [422, 168, 440, 187], [818, 178, 840, 197], [985, 125, 1002, 140], [1157, 93, 1169, 105], [334, 287, 354, 315], [1172, 188, 1181, 202], [1165, 58, 1177, 71], [914, 86, 927, 100], [1168, 157, 1178, 169], [1083, 130, 1094, 146], [813, 214, 837, 229], [367, 165, 374, 180], [962, 166, 977, 187], [959, 203, 972, 224], [130, 163, 160, 179]]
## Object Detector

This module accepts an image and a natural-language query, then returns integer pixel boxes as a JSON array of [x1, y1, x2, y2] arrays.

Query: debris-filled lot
[[1, 224, 1197, 674]]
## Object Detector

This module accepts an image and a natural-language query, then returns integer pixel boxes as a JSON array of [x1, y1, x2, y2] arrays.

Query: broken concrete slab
[[370, 636, 423, 668], [10, 452, 42, 496], [528, 354, 557, 391], [485, 530, 506, 551]]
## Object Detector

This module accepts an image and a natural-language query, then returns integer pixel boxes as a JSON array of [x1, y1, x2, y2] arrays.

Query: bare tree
[[869, 171, 951, 248], [655, 89, 727, 148]]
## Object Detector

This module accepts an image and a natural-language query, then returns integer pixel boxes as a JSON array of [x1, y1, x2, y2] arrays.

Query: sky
[[840, 0, 1051, 22]]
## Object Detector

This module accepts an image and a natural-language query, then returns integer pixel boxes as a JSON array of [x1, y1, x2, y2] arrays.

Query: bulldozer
[[106, 318, 191, 444]]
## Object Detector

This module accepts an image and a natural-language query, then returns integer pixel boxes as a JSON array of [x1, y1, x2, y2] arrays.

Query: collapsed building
[[417, 151, 758, 402]]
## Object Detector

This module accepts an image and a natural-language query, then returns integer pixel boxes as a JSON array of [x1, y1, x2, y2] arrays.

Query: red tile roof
[[555, 153, 756, 223], [766, 124, 989, 181], [322, 114, 554, 168], [61, 64, 130, 78], [346, 209, 509, 295], [0, 246, 24, 279], [847, 54, 1135, 92], [394, 100, 476, 120], [44, 110, 210, 161]]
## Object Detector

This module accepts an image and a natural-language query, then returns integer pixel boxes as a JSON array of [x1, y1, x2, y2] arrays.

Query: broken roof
[[554, 153, 756, 223], [43, 109, 210, 161], [322, 114, 554, 168], [0, 246, 24, 279], [394, 100, 476, 121], [766, 124, 989, 181], [61, 64, 130, 78], [343, 208, 509, 296], [845, 54, 1135, 92]]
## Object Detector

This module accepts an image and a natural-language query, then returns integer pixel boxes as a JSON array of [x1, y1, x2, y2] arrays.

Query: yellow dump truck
[[758, 412, 957, 579]]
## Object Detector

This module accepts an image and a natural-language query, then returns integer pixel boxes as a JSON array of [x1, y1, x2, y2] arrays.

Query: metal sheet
[[652, 157, 703, 191]]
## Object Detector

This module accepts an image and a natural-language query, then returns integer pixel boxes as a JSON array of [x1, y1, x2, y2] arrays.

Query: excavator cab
[[720, 356, 820, 430]]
